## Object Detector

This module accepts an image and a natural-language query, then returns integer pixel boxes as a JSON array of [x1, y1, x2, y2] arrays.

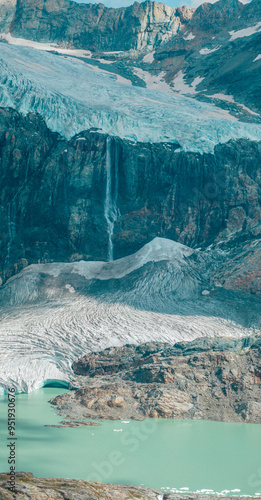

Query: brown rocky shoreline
[[0, 473, 257, 500], [50, 334, 261, 424]]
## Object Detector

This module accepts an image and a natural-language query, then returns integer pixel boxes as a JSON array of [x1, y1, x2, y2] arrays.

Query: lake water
[[0, 388, 261, 496]]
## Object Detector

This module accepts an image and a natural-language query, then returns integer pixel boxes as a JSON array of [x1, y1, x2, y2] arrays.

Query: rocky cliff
[[0, 108, 260, 285], [2, 0, 192, 51], [50, 334, 261, 424]]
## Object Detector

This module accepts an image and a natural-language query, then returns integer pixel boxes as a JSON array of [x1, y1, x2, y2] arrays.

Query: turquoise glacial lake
[[0, 388, 261, 496]]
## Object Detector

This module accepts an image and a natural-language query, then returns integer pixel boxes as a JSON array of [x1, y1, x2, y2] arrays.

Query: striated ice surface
[[0, 238, 260, 394], [0, 43, 261, 152]]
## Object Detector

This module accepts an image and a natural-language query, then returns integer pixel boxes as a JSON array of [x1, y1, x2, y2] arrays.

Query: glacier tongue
[[0, 238, 259, 394], [0, 43, 261, 153]]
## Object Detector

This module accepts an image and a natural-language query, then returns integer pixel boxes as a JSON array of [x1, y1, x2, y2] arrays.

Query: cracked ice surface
[[0, 238, 259, 394], [0, 43, 261, 152]]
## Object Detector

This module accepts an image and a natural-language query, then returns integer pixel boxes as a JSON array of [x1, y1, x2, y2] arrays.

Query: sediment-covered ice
[[0, 43, 261, 153], [0, 238, 260, 394]]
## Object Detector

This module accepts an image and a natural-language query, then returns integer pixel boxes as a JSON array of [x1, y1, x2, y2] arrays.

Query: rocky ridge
[[0, 0, 192, 51], [0, 473, 257, 500], [50, 334, 261, 424], [152, 0, 261, 114]]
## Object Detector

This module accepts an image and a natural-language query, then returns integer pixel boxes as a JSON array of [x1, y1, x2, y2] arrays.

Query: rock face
[[0, 473, 257, 500], [4, 0, 192, 51], [50, 335, 261, 424], [153, 0, 261, 114], [1, 108, 260, 285]]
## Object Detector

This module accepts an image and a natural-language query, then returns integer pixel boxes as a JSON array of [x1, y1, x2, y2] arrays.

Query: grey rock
[[50, 334, 261, 424]]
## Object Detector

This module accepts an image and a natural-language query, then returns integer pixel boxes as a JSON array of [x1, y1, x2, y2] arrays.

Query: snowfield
[[229, 21, 261, 41], [0, 42, 261, 153], [0, 238, 260, 394]]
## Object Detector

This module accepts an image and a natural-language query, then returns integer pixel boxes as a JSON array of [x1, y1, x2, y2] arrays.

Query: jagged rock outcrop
[[0, 473, 256, 500], [2, 0, 192, 51], [50, 334, 261, 424], [152, 0, 261, 113], [0, 108, 260, 285]]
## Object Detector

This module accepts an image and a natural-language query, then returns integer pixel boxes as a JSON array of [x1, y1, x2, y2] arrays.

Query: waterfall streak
[[104, 137, 120, 262]]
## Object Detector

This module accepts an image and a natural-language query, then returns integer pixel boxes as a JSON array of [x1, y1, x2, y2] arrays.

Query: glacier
[[0, 42, 261, 153], [0, 238, 260, 394]]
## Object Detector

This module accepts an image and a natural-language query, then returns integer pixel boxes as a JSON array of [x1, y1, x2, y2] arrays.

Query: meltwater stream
[[0, 388, 261, 497], [104, 137, 120, 261]]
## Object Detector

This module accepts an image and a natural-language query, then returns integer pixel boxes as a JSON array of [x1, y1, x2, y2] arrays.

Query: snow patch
[[229, 21, 261, 41], [172, 71, 204, 95], [115, 74, 132, 85], [95, 58, 114, 65], [0, 32, 92, 58], [133, 67, 172, 93], [183, 32, 195, 41], [142, 51, 155, 63], [199, 46, 221, 55], [211, 93, 259, 116]]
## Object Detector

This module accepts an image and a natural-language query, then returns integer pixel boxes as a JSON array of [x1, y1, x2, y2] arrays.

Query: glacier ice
[[0, 42, 261, 153], [0, 238, 259, 394]]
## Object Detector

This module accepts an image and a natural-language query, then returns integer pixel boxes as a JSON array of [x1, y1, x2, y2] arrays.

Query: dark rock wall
[[0, 108, 260, 282]]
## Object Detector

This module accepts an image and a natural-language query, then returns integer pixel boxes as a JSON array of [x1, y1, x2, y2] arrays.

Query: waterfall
[[104, 137, 120, 262]]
